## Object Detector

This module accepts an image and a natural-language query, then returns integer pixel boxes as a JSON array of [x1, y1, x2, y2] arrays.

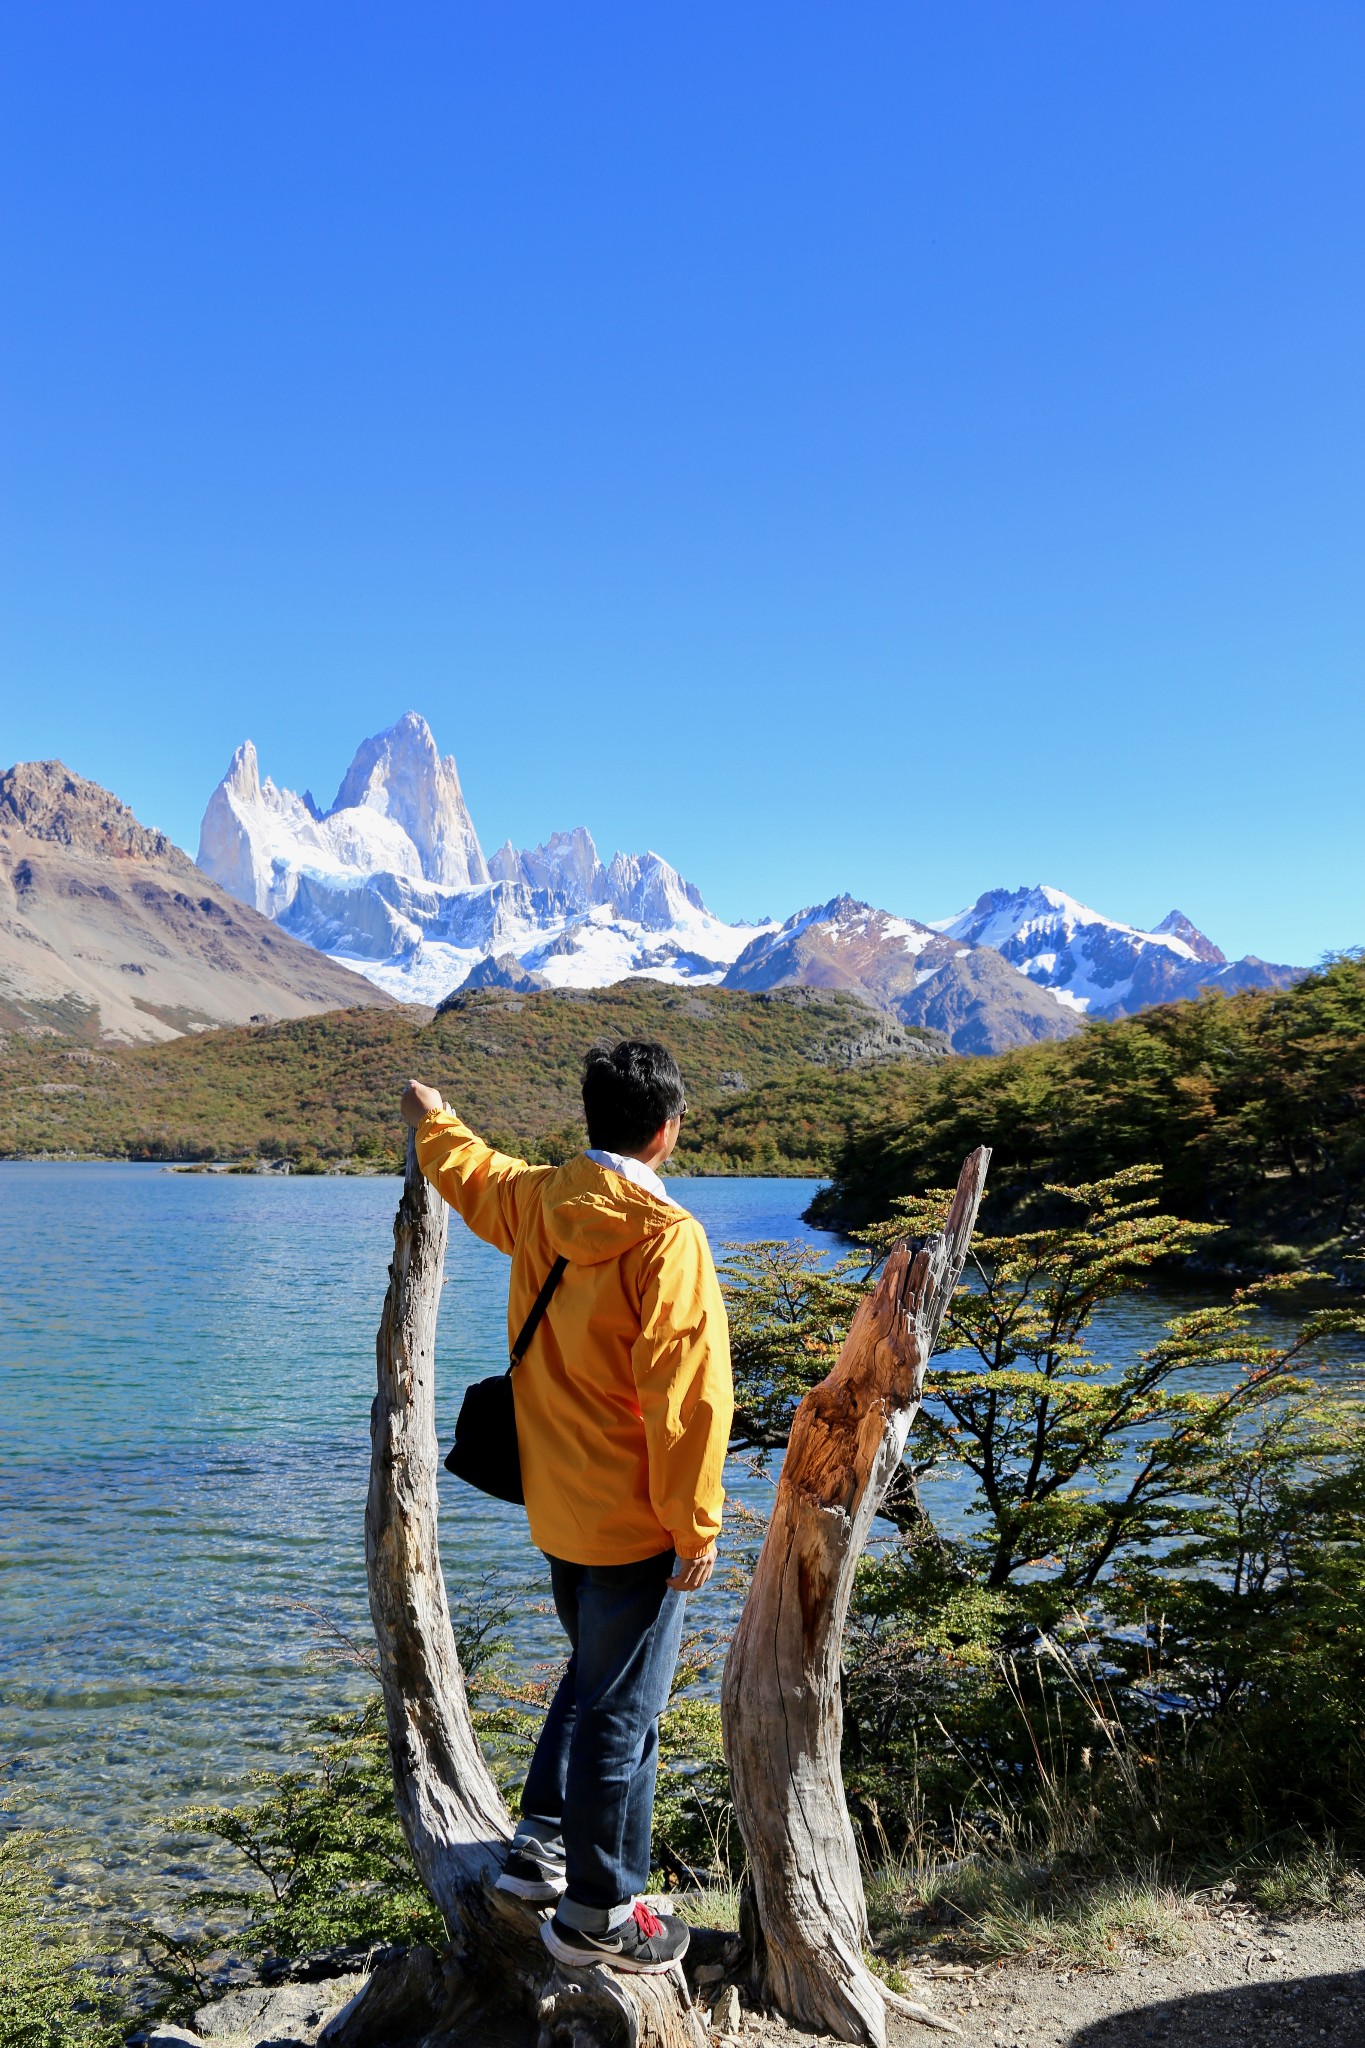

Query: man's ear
[[640, 1117, 676, 1165]]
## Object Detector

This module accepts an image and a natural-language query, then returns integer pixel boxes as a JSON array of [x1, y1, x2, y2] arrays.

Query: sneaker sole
[[496, 1872, 566, 1904], [540, 1917, 689, 1975]]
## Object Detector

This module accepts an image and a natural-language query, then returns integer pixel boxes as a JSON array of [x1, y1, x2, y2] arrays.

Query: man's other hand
[[668, 1544, 717, 1592], [400, 1080, 444, 1129]]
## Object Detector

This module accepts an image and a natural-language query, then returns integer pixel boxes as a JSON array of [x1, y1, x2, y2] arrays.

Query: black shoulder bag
[[444, 1255, 568, 1505]]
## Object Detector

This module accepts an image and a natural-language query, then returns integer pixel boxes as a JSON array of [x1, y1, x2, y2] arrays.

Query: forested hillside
[[0, 981, 941, 1169], [7, 961, 1362, 1278], [811, 952, 1365, 1277]]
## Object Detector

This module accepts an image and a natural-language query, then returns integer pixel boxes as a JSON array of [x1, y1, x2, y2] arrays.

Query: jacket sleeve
[[413, 1108, 535, 1255], [630, 1218, 734, 1559]]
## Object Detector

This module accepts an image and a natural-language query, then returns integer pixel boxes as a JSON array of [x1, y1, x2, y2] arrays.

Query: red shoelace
[[632, 1901, 664, 1939]]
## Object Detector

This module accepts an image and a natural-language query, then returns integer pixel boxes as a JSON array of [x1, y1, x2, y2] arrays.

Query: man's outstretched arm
[[400, 1079, 534, 1255]]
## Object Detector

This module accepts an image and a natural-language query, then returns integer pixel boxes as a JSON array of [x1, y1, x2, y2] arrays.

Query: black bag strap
[[508, 1255, 568, 1372]]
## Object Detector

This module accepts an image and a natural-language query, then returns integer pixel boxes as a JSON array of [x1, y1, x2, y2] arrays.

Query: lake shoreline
[[0, 1152, 825, 1181], [5, 1156, 1359, 1291]]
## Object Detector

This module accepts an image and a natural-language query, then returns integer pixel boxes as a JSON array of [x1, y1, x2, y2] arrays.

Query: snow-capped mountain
[[724, 896, 1083, 1053], [196, 716, 486, 919], [197, 715, 767, 1005], [932, 884, 1301, 1018], [330, 716, 488, 889], [490, 827, 708, 928], [195, 715, 1307, 1049]]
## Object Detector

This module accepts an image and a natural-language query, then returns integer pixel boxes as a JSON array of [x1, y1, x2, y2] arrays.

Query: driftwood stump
[[335, 1137, 705, 2048], [721, 1148, 990, 2046]]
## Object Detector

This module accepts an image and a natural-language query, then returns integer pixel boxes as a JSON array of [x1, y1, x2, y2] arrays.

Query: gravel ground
[[163, 1908, 1365, 2047], [736, 1907, 1365, 2048]]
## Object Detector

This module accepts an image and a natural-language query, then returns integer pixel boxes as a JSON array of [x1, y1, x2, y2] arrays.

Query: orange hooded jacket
[[416, 1109, 733, 1566]]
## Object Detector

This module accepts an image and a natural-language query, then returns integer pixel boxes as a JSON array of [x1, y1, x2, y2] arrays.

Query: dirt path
[[736, 1908, 1365, 2048], [167, 1909, 1365, 2048]]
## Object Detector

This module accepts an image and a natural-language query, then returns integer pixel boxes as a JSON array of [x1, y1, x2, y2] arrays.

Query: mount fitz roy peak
[[197, 713, 487, 913], [196, 714, 761, 1006], [196, 714, 1306, 1051]]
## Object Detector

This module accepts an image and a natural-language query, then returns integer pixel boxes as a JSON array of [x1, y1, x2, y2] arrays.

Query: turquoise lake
[[0, 1164, 830, 1922], [2, 1162, 1359, 1929]]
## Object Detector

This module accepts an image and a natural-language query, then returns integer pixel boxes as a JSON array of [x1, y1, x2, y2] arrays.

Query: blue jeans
[[520, 1548, 686, 1913]]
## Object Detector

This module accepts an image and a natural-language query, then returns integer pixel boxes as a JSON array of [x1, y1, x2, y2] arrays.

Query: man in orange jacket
[[400, 1038, 733, 1976]]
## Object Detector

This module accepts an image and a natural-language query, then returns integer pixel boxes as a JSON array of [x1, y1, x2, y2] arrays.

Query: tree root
[[879, 1983, 962, 2035], [320, 1894, 709, 2048]]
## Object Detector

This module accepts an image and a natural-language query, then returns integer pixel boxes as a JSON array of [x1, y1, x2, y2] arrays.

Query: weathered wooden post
[[336, 1137, 706, 2048], [721, 1148, 990, 2046]]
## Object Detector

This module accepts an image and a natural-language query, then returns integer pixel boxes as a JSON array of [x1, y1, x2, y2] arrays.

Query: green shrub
[[724, 1165, 1365, 1869], [0, 1833, 123, 2048], [165, 1693, 446, 1966]]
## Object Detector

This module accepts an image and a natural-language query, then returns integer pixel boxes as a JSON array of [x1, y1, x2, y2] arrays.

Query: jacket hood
[[540, 1154, 684, 1265]]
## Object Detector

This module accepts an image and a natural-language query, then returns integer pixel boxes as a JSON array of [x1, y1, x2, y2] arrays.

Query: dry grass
[[677, 1880, 743, 1932], [1232, 1839, 1365, 1920], [672, 1838, 1365, 1974], [866, 1854, 1191, 1970]]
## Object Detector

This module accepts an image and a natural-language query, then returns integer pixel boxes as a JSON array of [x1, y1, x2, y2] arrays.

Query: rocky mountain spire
[[194, 718, 1304, 1040], [197, 739, 327, 915], [330, 712, 487, 888]]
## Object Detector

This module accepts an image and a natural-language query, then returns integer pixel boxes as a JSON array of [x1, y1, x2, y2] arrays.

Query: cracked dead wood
[[346, 1135, 706, 2048], [721, 1147, 990, 2047]]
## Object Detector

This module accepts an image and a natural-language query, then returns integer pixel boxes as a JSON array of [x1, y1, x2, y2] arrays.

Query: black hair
[[581, 1039, 686, 1153]]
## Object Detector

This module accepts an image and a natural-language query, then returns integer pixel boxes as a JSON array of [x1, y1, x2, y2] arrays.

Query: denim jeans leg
[[518, 1655, 576, 1828], [518, 1559, 584, 1826], [619, 1711, 664, 1887], [557, 1550, 686, 1915]]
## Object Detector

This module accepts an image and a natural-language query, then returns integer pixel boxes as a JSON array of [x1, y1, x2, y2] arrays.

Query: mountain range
[[190, 712, 1305, 1055], [932, 886, 1300, 1020], [0, 714, 1306, 1052], [196, 714, 766, 1006]]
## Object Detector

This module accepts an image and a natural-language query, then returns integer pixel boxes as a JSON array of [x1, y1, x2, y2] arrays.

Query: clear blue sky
[[2, 3, 1361, 963]]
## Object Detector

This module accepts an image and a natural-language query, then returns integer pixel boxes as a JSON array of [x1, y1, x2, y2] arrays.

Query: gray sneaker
[[496, 1846, 567, 1905], [541, 1900, 690, 1974]]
